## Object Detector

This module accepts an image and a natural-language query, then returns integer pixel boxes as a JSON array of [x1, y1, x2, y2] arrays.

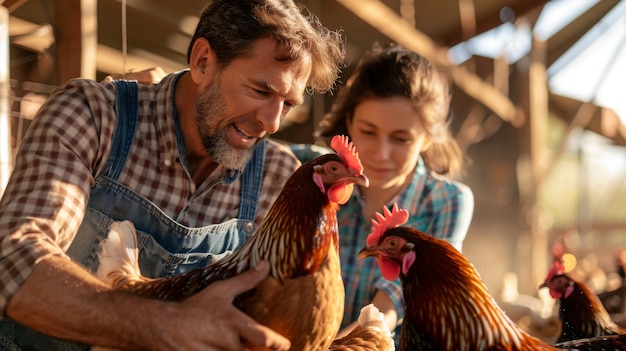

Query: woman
[[291, 42, 474, 344]]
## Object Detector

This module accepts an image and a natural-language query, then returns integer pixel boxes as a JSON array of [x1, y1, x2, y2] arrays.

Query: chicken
[[597, 247, 626, 327], [95, 135, 372, 351], [328, 304, 395, 351], [553, 334, 626, 350], [539, 258, 626, 343], [358, 203, 626, 351], [497, 272, 560, 342]]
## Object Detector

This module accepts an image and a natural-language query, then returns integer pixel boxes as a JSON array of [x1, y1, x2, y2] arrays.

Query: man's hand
[[101, 67, 166, 84], [8, 257, 290, 351], [153, 260, 291, 351]]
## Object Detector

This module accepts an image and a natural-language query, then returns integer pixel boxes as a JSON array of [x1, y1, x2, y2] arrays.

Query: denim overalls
[[0, 80, 265, 350]]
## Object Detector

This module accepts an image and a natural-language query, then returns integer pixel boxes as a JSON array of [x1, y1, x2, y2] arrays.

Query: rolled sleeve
[[431, 181, 474, 252], [0, 79, 114, 315], [374, 276, 405, 321]]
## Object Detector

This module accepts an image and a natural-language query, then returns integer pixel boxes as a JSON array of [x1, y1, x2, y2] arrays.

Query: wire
[[121, 0, 127, 74]]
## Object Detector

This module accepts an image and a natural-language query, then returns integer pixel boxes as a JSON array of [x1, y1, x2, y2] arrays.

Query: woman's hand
[[150, 260, 292, 351]]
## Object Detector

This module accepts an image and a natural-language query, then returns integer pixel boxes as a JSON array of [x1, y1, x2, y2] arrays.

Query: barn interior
[[3, 0, 626, 341]]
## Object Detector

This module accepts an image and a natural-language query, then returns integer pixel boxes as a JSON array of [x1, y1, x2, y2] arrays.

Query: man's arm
[[7, 256, 290, 351]]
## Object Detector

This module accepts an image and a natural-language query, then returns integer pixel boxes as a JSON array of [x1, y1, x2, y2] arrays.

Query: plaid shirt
[[339, 157, 474, 340], [0, 72, 299, 314]]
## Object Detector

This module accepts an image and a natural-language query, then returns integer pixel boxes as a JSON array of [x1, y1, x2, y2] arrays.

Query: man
[[0, 1, 345, 350]]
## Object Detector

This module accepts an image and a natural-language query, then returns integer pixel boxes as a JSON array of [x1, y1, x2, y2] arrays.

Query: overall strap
[[100, 80, 139, 180], [237, 140, 266, 221]]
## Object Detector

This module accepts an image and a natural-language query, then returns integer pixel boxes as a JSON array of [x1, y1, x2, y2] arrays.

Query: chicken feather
[[540, 259, 626, 343], [92, 135, 396, 351], [359, 203, 626, 351], [329, 304, 394, 351]]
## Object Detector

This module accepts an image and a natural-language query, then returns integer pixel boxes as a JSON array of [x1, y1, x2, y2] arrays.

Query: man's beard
[[194, 77, 257, 171]]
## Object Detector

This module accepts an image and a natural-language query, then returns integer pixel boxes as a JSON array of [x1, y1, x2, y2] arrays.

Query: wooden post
[[52, 0, 97, 83], [336, 0, 525, 127], [0, 5, 11, 196], [529, 35, 549, 288]]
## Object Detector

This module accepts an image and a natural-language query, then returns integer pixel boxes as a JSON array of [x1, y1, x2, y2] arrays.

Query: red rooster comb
[[544, 258, 565, 284], [366, 203, 409, 247], [330, 135, 363, 174]]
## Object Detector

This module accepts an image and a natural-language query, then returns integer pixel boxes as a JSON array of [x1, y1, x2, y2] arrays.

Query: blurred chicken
[[597, 247, 626, 328], [498, 271, 560, 342], [358, 203, 626, 350], [96, 135, 374, 351], [540, 258, 626, 343]]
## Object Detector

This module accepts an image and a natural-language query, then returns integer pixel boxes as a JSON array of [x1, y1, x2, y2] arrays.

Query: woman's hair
[[187, 0, 346, 94], [317, 42, 464, 177]]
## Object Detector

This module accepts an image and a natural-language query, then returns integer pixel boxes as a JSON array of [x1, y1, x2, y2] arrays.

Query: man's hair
[[187, 0, 346, 94]]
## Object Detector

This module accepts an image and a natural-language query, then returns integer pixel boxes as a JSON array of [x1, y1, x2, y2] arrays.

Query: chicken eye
[[388, 239, 398, 248], [326, 161, 341, 174]]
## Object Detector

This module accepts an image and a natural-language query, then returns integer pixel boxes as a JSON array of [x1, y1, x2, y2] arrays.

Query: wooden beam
[[441, 0, 549, 46], [336, 0, 525, 127], [546, 0, 620, 66], [51, 0, 97, 82], [458, 0, 477, 42], [549, 93, 626, 146], [1, 0, 28, 12], [529, 37, 548, 186], [0, 5, 12, 196], [9, 15, 185, 75], [528, 34, 549, 291]]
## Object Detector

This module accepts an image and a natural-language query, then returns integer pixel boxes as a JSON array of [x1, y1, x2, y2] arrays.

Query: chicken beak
[[538, 282, 548, 289], [352, 173, 369, 188], [358, 247, 379, 260]]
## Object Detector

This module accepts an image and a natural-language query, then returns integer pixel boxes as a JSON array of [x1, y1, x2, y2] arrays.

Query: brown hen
[[358, 203, 626, 351], [96, 135, 376, 351], [540, 258, 626, 343]]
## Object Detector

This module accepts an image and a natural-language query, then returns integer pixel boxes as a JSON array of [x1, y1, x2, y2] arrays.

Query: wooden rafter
[[1, 0, 28, 12], [51, 0, 97, 81], [336, 0, 525, 127]]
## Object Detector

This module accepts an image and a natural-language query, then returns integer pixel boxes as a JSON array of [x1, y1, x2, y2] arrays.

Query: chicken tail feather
[[328, 304, 395, 351], [97, 220, 146, 287], [357, 304, 390, 333]]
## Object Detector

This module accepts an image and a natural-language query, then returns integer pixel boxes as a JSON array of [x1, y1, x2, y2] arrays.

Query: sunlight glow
[[447, 0, 626, 123]]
